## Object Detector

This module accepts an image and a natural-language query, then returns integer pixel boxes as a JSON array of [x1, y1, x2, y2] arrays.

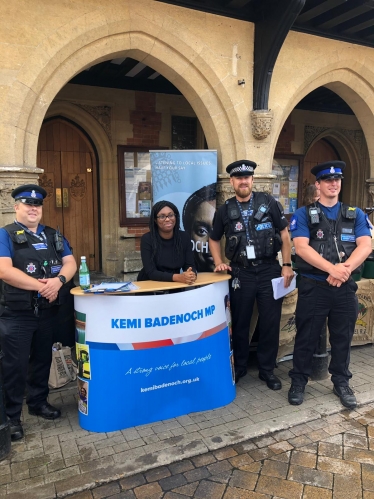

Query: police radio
[[254, 204, 269, 221], [54, 226, 64, 252], [309, 206, 320, 224]]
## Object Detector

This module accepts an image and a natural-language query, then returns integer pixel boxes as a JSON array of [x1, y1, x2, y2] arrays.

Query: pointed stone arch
[[1, 14, 247, 172], [271, 65, 374, 179], [304, 127, 369, 207]]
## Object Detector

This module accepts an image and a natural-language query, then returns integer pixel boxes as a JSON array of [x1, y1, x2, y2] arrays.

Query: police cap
[[311, 161, 345, 181], [226, 159, 257, 177], [11, 184, 47, 206]]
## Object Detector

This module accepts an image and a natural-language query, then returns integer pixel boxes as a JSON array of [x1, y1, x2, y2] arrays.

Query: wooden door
[[302, 138, 340, 201], [37, 119, 99, 271]]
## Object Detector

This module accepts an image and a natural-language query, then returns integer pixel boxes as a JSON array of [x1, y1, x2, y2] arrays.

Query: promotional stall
[[71, 273, 235, 432]]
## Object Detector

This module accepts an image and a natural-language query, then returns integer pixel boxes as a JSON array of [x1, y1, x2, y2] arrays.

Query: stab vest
[[295, 203, 363, 275], [224, 193, 282, 265], [0, 223, 70, 311]]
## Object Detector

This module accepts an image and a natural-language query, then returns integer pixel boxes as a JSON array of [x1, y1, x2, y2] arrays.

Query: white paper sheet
[[271, 274, 297, 300]]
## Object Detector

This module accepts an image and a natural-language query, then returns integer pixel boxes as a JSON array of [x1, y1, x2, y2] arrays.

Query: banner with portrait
[[150, 150, 217, 272]]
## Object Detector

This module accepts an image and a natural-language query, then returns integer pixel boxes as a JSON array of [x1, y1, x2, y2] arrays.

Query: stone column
[[0, 166, 43, 227]]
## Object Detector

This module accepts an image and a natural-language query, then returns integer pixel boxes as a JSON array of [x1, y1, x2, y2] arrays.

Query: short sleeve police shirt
[[0, 224, 72, 259]]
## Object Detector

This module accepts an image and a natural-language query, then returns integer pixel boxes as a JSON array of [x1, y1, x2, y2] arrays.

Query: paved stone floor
[[1, 344, 374, 499], [67, 402, 374, 499]]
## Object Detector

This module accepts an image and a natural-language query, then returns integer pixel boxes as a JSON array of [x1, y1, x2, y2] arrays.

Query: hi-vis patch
[[32, 243, 47, 250], [234, 222, 244, 232], [290, 215, 297, 231], [26, 262, 37, 274]]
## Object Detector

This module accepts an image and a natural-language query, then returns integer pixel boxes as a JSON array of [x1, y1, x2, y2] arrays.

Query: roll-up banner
[[150, 150, 217, 272]]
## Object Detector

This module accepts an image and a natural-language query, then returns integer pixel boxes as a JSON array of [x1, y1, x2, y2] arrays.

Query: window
[[118, 146, 155, 226], [172, 116, 197, 150]]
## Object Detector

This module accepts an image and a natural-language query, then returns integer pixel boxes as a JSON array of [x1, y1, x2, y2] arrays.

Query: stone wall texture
[[1, 0, 374, 275]]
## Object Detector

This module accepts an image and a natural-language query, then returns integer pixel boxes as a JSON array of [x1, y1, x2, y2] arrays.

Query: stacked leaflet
[[83, 282, 139, 293]]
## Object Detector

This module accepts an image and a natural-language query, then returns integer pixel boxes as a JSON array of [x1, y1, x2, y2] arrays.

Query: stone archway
[[0, 7, 248, 173], [271, 67, 374, 178], [304, 127, 368, 207]]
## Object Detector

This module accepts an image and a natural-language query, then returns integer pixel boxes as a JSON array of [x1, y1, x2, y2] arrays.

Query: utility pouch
[[264, 236, 274, 257], [226, 235, 240, 260]]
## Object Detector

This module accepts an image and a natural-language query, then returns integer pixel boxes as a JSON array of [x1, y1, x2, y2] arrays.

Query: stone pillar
[[0, 167, 43, 227]]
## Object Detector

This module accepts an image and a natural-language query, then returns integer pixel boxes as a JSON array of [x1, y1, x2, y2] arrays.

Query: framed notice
[[272, 155, 304, 218]]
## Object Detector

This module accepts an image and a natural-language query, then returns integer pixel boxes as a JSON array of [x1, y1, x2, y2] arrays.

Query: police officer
[[0, 185, 77, 441], [288, 161, 372, 409], [209, 160, 294, 387]]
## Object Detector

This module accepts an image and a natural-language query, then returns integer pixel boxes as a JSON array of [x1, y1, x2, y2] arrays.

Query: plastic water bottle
[[79, 256, 90, 290]]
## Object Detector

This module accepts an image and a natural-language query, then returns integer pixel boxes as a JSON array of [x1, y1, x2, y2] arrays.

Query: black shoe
[[28, 402, 61, 420], [235, 368, 247, 384], [259, 372, 282, 390], [9, 419, 23, 441], [288, 384, 305, 405], [333, 385, 357, 409]]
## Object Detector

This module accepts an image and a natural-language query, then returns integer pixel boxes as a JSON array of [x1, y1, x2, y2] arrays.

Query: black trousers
[[229, 262, 283, 373], [289, 277, 358, 387], [0, 307, 58, 420]]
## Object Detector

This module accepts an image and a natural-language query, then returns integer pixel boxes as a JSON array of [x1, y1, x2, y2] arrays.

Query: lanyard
[[236, 196, 254, 245], [14, 221, 47, 245]]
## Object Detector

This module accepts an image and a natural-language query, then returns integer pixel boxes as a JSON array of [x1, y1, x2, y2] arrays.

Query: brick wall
[[274, 116, 295, 155], [127, 92, 161, 147], [127, 227, 150, 250]]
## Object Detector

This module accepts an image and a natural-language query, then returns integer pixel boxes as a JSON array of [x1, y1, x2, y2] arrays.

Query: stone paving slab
[[1, 344, 374, 498], [54, 401, 374, 498]]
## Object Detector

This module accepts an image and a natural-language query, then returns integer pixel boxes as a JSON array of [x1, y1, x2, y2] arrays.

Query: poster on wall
[[150, 150, 217, 272]]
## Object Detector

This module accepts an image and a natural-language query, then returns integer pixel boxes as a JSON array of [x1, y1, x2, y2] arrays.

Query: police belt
[[301, 276, 353, 287], [233, 258, 277, 268]]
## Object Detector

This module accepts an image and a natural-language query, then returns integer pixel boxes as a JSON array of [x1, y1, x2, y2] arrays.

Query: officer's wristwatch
[[57, 275, 67, 285]]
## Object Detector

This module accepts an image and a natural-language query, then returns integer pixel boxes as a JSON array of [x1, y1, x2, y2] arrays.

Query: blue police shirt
[[0, 223, 72, 259], [290, 202, 371, 281]]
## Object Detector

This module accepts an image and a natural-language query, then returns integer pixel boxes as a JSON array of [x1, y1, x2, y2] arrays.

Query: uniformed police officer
[[288, 161, 372, 409], [0, 185, 77, 441], [209, 160, 294, 387]]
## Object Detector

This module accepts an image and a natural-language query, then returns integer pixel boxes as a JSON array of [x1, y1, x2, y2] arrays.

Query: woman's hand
[[173, 267, 197, 285]]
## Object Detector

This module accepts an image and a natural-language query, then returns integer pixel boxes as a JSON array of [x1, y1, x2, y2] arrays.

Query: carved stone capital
[[250, 109, 274, 140]]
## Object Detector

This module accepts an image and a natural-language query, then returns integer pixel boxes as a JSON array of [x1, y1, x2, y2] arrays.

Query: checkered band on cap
[[230, 164, 254, 175]]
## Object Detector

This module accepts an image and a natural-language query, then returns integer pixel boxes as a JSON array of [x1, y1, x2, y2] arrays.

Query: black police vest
[[295, 203, 363, 275], [224, 193, 281, 264], [0, 223, 70, 310]]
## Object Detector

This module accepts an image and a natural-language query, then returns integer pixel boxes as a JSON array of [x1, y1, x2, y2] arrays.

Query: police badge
[[316, 229, 324, 239], [26, 263, 36, 273], [234, 222, 243, 231]]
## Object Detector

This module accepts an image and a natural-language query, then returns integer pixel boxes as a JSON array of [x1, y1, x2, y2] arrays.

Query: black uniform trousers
[[0, 306, 58, 420], [229, 261, 283, 373], [289, 276, 358, 387]]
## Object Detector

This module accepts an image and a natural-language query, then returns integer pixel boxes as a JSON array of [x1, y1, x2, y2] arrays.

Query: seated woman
[[138, 200, 197, 284]]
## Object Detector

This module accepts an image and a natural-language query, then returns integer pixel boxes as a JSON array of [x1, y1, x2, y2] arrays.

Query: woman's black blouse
[[139, 230, 196, 282]]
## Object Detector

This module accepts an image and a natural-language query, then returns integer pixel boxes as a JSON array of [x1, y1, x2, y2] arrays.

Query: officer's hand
[[328, 263, 351, 282], [326, 275, 343, 287], [38, 277, 62, 301], [214, 263, 232, 272], [281, 266, 295, 288]]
